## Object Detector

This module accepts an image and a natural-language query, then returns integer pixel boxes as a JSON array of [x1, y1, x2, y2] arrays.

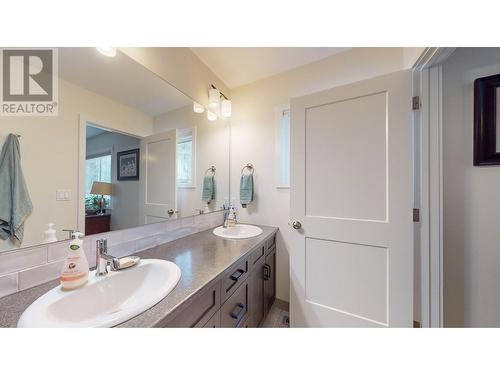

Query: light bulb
[[96, 47, 117, 57], [221, 99, 232, 118], [208, 88, 220, 109], [207, 110, 217, 121], [193, 102, 205, 113]]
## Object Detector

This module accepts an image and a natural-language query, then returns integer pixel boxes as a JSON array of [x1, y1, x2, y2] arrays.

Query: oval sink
[[213, 224, 263, 239], [17, 259, 181, 328]]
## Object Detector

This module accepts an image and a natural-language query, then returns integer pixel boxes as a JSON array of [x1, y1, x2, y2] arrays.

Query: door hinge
[[412, 96, 421, 110], [413, 208, 420, 223]]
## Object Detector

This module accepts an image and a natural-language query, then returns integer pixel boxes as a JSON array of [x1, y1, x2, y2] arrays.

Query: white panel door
[[139, 129, 178, 224], [290, 70, 413, 327]]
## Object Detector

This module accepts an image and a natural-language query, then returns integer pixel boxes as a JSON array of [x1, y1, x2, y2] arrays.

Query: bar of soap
[[119, 256, 140, 269]]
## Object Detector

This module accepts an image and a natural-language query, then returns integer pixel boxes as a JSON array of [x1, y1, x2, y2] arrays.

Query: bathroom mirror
[[0, 48, 230, 251]]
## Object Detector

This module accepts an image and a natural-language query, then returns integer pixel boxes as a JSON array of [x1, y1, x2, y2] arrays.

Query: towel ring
[[205, 166, 216, 176], [241, 163, 254, 175]]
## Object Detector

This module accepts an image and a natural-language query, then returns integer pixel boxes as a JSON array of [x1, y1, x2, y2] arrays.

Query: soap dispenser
[[43, 223, 57, 243], [60, 232, 89, 290], [227, 205, 237, 227]]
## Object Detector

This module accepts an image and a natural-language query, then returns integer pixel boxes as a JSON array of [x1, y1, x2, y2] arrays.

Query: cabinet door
[[264, 246, 276, 316], [249, 256, 265, 327]]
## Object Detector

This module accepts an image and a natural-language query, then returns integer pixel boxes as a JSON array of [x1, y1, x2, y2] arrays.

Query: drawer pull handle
[[263, 264, 271, 281], [230, 268, 245, 281], [230, 303, 246, 320]]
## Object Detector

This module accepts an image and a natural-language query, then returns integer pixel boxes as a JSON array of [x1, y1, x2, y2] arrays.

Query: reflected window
[[177, 129, 195, 187], [277, 108, 290, 188], [86, 153, 112, 208]]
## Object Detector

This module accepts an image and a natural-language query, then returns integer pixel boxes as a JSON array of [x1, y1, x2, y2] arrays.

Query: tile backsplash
[[0, 211, 225, 299]]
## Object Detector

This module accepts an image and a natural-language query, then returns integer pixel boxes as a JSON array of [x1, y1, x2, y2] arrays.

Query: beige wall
[[120, 48, 230, 108], [0, 78, 153, 251], [230, 47, 424, 302], [442, 47, 500, 327], [153, 105, 230, 217]]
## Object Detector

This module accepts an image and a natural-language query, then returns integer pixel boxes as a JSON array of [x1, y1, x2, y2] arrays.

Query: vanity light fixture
[[209, 84, 232, 118], [193, 102, 205, 113], [96, 47, 117, 57], [208, 87, 220, 109], [221, 99, 232, 118], [207, 110, 217, 121]]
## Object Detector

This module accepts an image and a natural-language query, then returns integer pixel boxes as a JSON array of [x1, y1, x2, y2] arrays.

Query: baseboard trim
[[274, 298, 290, 312]]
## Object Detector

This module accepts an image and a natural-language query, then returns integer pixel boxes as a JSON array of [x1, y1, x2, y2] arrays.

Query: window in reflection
[[177, 128, 196, 187], [86, 153, 112, 208]]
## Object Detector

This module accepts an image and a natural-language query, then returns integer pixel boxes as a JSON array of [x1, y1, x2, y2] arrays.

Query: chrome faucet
[[95, 239, 120, 276]]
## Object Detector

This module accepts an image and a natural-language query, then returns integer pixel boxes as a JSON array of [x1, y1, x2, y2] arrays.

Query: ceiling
[[190, 47, 350, 89], [59, 48, 191, 116]]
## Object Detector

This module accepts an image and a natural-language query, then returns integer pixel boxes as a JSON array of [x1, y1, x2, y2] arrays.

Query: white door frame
[[413, 48, 455, 328], [77, 114, 142, 234]]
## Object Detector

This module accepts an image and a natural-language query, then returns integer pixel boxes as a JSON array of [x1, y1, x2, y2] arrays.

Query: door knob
[[291, 221, 302, 230], [167, 209, 178, 216]]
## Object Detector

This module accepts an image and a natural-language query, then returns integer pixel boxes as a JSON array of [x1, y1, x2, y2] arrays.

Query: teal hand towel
[[240, 174, 254, 208], [0, 134, 33, 243], [202, 175, 215, 204]]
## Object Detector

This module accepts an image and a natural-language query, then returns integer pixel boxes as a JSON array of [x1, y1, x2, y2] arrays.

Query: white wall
[[0, 78, 153, 250], [86, 131, 141, 231], [442, 47, 500, 327], [230, 47, 424, 302], [153, 105, 230, 217]]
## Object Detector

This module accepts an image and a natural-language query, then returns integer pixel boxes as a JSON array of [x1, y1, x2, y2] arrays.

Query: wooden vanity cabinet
[[160, 233, 277, 328]]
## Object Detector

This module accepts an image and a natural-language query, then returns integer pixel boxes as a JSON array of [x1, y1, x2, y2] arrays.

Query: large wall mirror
[[0, 48, 230, 252]]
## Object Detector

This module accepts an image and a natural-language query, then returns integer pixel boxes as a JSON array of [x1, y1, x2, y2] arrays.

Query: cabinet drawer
[[162, 281, 221, 328], [266, 234, 276, 255], [250, 243, 265, 267], [221, 280, 250, 328], [221, 256, 250, 302], [203, 311, 221, 328]]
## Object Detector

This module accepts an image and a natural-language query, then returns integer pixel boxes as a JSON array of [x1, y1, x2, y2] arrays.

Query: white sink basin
[[17, 259, 181, 328], [213, 224, 263, 239]]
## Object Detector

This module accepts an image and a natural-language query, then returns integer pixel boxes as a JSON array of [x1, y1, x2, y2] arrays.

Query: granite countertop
[[0, 225, 278, 328]]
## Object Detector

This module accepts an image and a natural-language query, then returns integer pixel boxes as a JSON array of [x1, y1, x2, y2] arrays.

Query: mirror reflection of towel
[[0, 134, 33, 243], [202, 175, 215, 204]]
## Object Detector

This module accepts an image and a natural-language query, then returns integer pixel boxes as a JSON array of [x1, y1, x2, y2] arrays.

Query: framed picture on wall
[[117, 148, 140, 180], [474, 73, 500, 165]]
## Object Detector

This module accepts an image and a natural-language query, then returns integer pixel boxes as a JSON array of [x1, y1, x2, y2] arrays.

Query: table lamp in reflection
[[90, 182, 114, 214]]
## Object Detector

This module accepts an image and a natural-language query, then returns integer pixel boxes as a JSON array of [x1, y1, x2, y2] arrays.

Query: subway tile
[[0, 246, 47, 276], [165, 218, 181, 232], [18, 260, 64, 290], [47, 240, 70, 262], [1, 213, 225, 287], [0, 273, 18, 298], [194, 214, 213, 231]]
